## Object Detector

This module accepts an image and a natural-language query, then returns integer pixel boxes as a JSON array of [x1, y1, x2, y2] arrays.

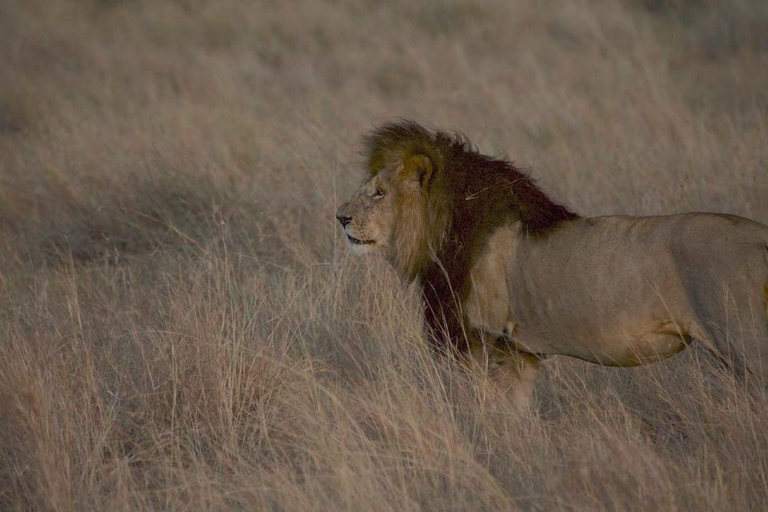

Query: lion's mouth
[[347, 234, 375, 245]]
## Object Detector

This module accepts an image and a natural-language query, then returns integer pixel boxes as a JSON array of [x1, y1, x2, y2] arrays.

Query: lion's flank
[[363, 120, 578, 352]]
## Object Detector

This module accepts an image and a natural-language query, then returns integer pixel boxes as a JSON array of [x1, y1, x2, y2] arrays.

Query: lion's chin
[[345, 235, 386, 256], [347, 240, 379, 256]]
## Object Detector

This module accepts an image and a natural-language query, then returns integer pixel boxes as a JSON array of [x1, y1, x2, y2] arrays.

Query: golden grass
[[1, 0, 768, 509]]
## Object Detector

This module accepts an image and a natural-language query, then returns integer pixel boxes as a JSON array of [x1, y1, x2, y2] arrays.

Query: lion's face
[[337, 149, 440, 280], [336, 172, 395, 256]]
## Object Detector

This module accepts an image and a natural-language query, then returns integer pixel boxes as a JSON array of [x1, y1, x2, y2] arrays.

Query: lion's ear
[[402, 154, 434, 191]]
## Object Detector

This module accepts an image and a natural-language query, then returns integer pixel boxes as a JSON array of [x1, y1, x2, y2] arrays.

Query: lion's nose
[[336, 213, 352, 227]]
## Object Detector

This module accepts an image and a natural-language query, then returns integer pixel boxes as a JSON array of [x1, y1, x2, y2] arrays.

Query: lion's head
[[336, 121, 577, 284], [334, 169, 395, 256], [336, 122, 453, 280]]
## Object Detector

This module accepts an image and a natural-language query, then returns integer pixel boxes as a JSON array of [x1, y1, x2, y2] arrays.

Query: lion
[[336, 120, 768, 409]]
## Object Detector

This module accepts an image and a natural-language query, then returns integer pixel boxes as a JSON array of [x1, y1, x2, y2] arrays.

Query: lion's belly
[[510, 322, 689, 366]]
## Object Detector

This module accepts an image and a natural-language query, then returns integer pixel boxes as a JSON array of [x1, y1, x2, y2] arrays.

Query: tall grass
[[1, 0, 767, 509]]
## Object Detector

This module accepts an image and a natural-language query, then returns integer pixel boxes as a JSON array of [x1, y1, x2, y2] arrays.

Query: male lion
[[336, 120, 768, 408]]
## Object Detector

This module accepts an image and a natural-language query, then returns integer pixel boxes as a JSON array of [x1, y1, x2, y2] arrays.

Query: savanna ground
[[1, 0, 768, 510]]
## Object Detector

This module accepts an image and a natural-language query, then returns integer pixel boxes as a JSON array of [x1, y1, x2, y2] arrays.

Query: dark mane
[[364, 120, 579, 353], [364, 120, 577, 235]]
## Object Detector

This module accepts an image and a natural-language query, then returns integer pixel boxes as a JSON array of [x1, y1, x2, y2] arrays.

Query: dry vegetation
[[1, 0, 768, 510]]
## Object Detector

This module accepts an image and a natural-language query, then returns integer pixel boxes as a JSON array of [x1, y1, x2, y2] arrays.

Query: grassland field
[[1, 0, 768, 510]]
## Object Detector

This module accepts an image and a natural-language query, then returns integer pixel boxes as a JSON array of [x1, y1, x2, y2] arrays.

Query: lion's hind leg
[[688, 286, 768, 389]]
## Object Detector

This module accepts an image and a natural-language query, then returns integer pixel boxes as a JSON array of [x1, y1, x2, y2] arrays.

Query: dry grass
[[1, 0, 768, 510]]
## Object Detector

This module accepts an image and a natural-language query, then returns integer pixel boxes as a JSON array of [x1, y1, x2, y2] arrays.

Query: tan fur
[[338, 121, 768, 407], [466, 217, 768, 385]]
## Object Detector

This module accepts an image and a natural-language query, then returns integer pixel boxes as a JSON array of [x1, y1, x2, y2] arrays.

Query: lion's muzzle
[[336, 212, 352, 227]]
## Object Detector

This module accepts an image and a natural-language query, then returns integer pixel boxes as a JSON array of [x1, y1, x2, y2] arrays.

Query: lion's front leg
[[467, 336, 542, 413]]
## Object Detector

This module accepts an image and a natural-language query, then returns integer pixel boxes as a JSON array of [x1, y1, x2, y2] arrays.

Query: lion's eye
[[373, 188, 385, 198]]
